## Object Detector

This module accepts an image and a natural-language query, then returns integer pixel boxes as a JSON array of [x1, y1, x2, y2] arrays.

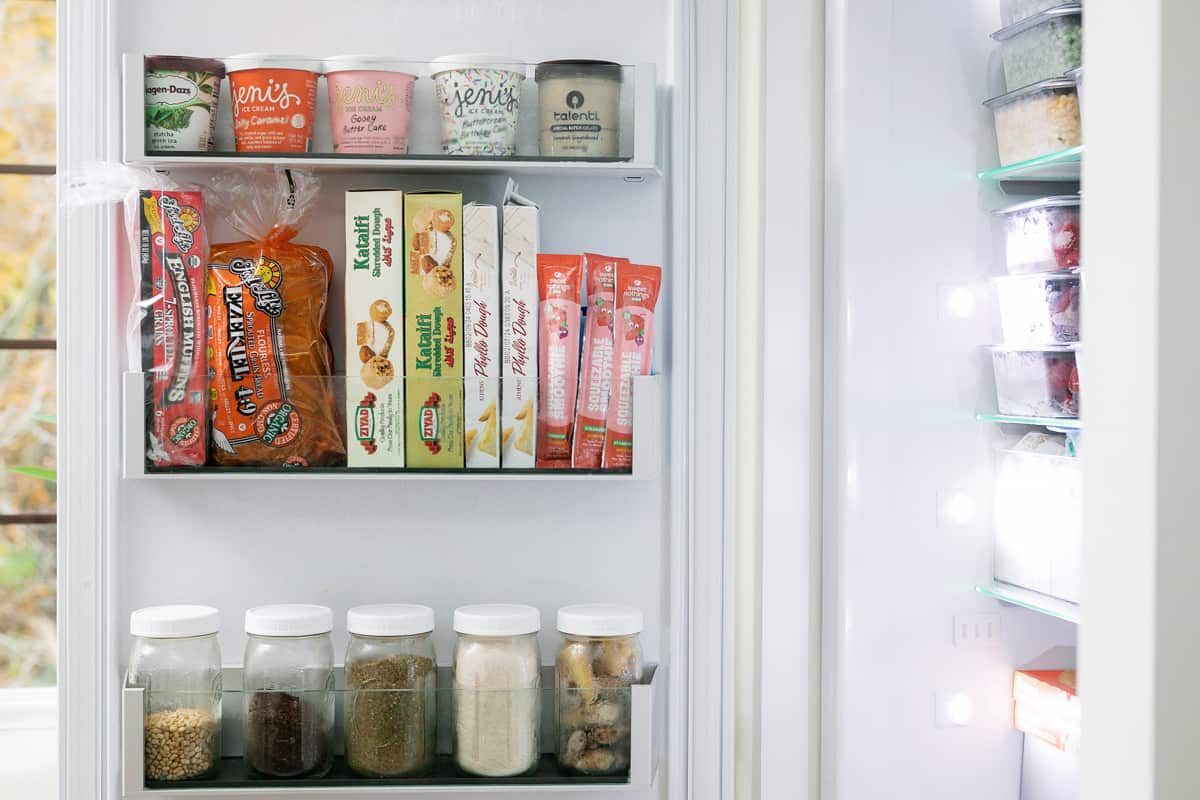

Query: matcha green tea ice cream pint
[[431, 54, 526, 156], [144, 55, 225, 152], [535, 60, 623, 158]]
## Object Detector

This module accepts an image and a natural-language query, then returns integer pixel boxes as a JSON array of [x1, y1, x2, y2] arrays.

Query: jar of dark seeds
[[344, 604, 438, 777], [242, 605, 335, 778], [127, 605, 223, 782], [555, 604, 643, 776]]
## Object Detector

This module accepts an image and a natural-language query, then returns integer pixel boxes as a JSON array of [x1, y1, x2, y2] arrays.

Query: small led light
[[946, 692, 974, 726], [943, 491, 975, 526], [947, 286, 975, 319]]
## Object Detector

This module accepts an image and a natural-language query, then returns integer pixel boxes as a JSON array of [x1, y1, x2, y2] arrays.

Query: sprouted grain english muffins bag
[[205, 168, 345, 467]]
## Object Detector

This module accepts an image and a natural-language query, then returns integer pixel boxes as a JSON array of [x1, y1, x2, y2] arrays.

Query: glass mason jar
[[554, 604, 643, 776], [127, 605, 223, 782], [242, 604, 335, 778], [344, 604, 438, 777], [452, 604, 542, 777]]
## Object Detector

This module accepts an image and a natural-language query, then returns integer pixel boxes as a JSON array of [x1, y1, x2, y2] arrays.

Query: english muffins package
[[205, 168, 344, 467]]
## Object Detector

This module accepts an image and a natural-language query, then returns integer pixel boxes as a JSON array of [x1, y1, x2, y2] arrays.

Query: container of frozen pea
[[431, 54, 526, 156], [991, 4, 1082, 91], [984, 78, 1081, 166]]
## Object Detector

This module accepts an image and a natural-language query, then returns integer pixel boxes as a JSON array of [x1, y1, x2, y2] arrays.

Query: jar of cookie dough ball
[[555, 604, 642, 776]]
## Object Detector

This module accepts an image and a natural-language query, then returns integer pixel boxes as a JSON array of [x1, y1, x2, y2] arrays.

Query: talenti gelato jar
[[144, 56, 225, 152], [225, 54, 321, 153], [534, 60, 623, 158], [431, 54, 525, 156], [323, 56, 420, 154]]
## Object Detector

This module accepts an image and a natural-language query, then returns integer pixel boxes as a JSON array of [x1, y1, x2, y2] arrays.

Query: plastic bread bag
[[67, 163, 211, 467], [204, 167, 345, 467]]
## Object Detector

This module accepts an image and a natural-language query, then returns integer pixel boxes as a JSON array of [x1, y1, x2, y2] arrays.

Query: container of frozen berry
[[994, 270, 1080, 345], [991, 345, 1080, 418], [995, 195, 1080, 274]]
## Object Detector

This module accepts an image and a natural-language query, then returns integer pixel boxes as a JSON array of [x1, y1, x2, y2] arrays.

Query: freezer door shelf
[[121, 665, 664, 797], [124, 372, 663, 480], [124, 54, 660, 177]]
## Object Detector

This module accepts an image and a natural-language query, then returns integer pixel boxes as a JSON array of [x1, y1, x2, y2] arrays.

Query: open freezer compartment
[[121, 665, 664, 797]]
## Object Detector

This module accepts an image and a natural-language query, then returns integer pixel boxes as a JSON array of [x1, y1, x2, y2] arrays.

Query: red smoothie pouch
[[535, 254, 583, 468], [571, 253, 626, 469], [602, 263, 662, 470]]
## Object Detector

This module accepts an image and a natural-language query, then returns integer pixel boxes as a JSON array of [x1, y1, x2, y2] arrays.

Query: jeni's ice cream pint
[[602, 263, 661, 470], [225, 54, 321, 153]]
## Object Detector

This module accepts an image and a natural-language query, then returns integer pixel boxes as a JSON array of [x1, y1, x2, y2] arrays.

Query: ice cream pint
[[405, 192, 465, 468], [462, 204, 500, 468], [501, 182, 539, 467], [431, 54, 525, 156], [225, 54, 321, 153], [572, 253, 625, 469], [144, 56, 225, 152], [324, 56, 419, 154], [603, 263, 662, 470], [345, 190, 405, 468], [535, 254, 583, 469], [534, 60, 623, 158]]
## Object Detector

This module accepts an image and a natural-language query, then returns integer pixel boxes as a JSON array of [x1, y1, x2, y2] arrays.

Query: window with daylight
[[0, 1, 57, 796]]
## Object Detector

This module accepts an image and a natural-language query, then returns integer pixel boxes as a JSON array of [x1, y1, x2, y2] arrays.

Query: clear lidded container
[[994, 270, 1081, 345], [452, 604, 542, 777], [1000, 0, 1083, 28], [127, 605, 223, 781], [1066, 65, 1084, 123], [344, 604, 438, 777], [991, 345, 1080, 418], [242, 604, 335, 778], [995, 194, 1081, 274], [992, 4, 1082, 91], [984, 78, 1081, 167], [555, 604, 643, 776]]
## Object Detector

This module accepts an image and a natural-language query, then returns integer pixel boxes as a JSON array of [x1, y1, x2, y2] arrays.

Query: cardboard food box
[[501, 183, 539, 468], [462, 203, 500, 468], [345, 189, 405, 468], [1013, 669, 1080, 752], [405, 191, 465, 467]]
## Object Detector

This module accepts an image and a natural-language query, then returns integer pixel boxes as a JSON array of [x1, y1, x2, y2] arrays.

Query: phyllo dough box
[[501, 183, 539, 467], [345, 189, 404, 468], [405, 191, 465, 467], [463, 203, 500, 468]]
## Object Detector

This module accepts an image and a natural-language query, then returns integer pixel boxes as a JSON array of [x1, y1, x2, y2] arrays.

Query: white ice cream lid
[[557, 604, 643, 637], [245, 604, 333, 637], [453, 604, 541, 636], [322, 55, 423, 76], [347, 604, 435, 637], [130, 605, 220, 638], [430, 53, 526, 77], [224, 53, 324, 74]]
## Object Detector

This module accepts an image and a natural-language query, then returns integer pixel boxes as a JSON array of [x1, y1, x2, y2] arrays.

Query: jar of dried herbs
[[242, 604, 335, 778], [344, 604, 438, 777]]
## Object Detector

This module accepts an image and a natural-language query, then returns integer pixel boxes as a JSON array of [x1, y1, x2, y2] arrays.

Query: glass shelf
[[977, 146, 1083, 182], [976, 412, 1080, 430], [976, 582, 1080, 624]]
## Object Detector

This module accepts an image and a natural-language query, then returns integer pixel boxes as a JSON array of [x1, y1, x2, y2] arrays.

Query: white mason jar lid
[[322, 55, 424, 76], [130, 605, 220, 638], [557, 604, 643, 637], [454, 604, 540, 636], [224, 53, 324, 75], [430, 53, 526, 77], [347, 604, 435, 637], [245, 604, 333, 637]]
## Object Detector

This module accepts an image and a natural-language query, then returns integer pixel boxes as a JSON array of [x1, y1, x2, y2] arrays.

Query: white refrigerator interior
[[824, 1, 1078, 798], [76, 1, 711, 797]]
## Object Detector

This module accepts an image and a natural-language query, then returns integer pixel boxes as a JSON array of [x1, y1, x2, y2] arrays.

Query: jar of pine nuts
[[126, 605, 223, 781]]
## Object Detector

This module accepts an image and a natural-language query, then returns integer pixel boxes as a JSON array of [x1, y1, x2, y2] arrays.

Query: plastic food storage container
[[991, 345, 1080, 418], [323, 56, 420, 154], [225, 54, 321, 153], [1066, 65, 1084, 120], [452, 604, 541, 777], [995, 194, 1080, 273], [143, 56, 225, 152], [431, 54, 526, 156], [984, 78, 1081, 166], [992, 4, 1082, 91], [994, 271, 1081, 345], [242, 604, 335, 778], [127, 605, 222, 781], [993, 432, 1081, 602], [344, 604, 437, 778], [555, 604, 643, 776], [1000, 0, 1083, 28], [534, 60, 623, 158]]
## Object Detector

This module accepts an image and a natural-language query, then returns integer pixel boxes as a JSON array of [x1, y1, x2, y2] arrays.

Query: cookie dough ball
[[361, 355, 395, 390], [369, 299, 392, 322], [433, 208, 455, 232]]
